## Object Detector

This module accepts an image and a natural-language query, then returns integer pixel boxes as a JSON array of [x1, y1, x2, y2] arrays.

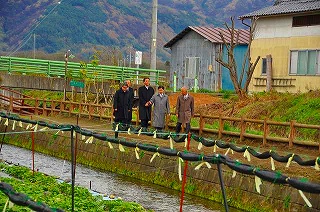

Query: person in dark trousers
[[175, 86, 194, 134], [146, 86, 170, 131], [113, 82, 131, 125], [125, 79, 134, 125], [138, 77, 154, 130]]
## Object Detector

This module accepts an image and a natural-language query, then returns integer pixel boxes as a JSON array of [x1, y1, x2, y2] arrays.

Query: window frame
[[185, 57, 200, 78], [289, 49, 320, 76]]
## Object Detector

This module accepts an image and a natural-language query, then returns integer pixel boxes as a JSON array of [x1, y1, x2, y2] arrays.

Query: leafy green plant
[[0, 163, 148, 212]]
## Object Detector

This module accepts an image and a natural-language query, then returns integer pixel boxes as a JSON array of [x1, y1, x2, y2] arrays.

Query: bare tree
[[216, 17, 260, 100]]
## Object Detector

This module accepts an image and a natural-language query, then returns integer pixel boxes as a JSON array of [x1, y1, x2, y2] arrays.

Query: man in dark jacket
[[113, 82, 131, 124], [138, 77, 154, 129], [125, 79, 134, 125]]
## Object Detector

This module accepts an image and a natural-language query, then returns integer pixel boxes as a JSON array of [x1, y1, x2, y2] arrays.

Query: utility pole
[[150, 0, 158, 83]]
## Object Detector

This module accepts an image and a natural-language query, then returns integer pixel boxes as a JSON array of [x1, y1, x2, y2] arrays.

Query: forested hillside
[[0, 0, 273, 63]]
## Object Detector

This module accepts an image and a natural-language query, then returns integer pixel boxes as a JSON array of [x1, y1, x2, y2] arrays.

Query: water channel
[[0, 144, 241, 212]]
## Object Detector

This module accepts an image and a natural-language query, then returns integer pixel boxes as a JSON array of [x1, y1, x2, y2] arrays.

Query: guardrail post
[[263, 118, 269, 146], [289, 120, 296, 148], [8, 58, 12, 73], [47, 61, 51, 76], [218, 114, 223, 139], [156, 71, 159, 85], [35, 98, 39, 115]]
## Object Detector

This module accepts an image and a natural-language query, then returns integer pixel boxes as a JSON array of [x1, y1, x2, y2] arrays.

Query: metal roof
[[239, 0, 320, 19], [164, 26, 250, 48]]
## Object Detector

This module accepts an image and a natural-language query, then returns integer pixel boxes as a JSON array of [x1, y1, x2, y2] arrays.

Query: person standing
[[138, 77, 154, 130], [146, 86, 170, 131], [175, 86, 194, 134], [125, 79, 134, 125], [113, 82, 131, 124]]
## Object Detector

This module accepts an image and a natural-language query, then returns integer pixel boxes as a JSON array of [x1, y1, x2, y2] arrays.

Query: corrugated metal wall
[[221, 45, 249, 90], [169, 31, 217, 91], [169, 31, 248, 92]]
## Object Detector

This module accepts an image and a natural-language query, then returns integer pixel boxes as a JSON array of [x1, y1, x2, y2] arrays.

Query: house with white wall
[[239, 0, 320, 93]]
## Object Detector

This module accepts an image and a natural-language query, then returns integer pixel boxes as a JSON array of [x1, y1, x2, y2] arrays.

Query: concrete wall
[[0, 72, 116, 94], [1, 122, 319, 212]]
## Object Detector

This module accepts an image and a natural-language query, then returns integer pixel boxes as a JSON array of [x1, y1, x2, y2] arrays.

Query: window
[[185, 57, 200, 78], [261, 57, 272, 75], [262, 58, 267, 75], [292, 14, 320, 27], [290, 50, 320, 75]]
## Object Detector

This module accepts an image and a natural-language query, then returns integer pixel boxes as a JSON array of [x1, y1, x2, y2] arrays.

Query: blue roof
[[239, 0, 320, 19]]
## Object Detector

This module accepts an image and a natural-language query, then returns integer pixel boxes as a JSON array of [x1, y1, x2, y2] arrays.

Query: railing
[[0, 56, 167, 85], [2, 95, 320, 152]]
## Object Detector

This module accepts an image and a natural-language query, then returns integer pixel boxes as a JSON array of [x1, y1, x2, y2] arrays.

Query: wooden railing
[[2, 96, 320, 152]]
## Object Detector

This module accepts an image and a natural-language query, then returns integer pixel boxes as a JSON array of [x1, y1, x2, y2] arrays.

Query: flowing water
[[0, 144, 242, 212]]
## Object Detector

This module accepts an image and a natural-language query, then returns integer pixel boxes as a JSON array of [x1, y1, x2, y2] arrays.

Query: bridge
[[0, 56, 167, 85]]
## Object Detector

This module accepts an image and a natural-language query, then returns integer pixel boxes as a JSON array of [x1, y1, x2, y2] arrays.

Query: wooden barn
[[164, 26, 250, 91]]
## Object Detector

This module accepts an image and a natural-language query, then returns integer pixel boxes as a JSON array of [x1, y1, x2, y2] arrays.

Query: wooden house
[[164, 26, 250, 91], [240, 0, 320, 93]]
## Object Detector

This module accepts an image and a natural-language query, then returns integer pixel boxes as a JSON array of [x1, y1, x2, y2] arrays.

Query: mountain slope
[[0, 0, 273, 62]]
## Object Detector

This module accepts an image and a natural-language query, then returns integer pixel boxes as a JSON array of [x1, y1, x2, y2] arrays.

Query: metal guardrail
[[0, 56, 167, 84]]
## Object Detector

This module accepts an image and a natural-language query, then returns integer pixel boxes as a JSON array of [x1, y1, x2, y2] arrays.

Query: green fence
[[0, 56, 167, 85]]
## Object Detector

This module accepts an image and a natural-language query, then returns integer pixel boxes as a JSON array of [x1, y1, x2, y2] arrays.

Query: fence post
[[79, 103, 82, 118], [218, 114, 223, 139], [289, 120, 296, 148], [60, 100, 64, 114], [69, 101, 72, 117], [136, 108, 139, 126], [9, 96, 13, 112], [35, 98, 39, 115], [263, 118, 268, 146], [51, 100, 55, 116], [240, 116, 245, 142], [199, 112, 204, 136], [165, 113, 169, 131], [88, 103, 92, 120], [100, 105, 103, 120], [43, 100, 47, 116]]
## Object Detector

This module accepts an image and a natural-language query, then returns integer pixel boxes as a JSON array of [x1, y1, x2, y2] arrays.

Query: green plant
[[283, 195, 291, 209]]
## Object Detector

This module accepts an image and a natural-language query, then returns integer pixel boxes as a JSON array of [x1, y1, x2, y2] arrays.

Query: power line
[[7, 1, 63, 56]]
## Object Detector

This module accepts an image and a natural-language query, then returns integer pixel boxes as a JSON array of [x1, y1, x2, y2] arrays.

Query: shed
[[164, 26, 250, 91]]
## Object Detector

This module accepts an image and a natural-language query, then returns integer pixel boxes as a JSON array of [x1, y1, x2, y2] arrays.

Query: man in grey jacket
[[175, 86, 194, 134]]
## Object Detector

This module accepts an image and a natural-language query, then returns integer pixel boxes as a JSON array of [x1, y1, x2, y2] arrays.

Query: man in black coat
[[125, 79, 134, 125], [138, 77, 154, 129], [113, 82, 131, 124]]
